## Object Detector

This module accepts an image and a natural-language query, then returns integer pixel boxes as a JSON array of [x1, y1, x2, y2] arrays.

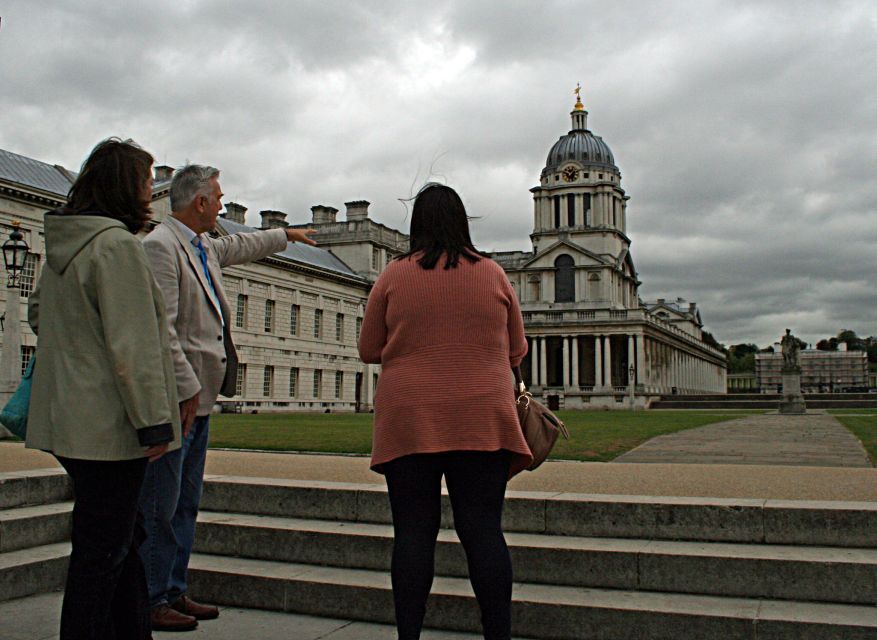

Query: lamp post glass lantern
[[3, 222, 29, 288]]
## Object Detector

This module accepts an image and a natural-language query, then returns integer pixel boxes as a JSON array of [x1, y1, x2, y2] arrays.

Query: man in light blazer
[[139, 164, 315, 632]]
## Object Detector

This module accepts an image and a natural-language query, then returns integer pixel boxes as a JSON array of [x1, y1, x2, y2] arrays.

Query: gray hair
[[170, 164, 220, 212]]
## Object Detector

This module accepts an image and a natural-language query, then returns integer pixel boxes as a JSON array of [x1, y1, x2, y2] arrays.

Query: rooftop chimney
[[311, 205, 338, 224], [345, 200, 370, 222], [224, 202, 247, 224], [260, 210, 288, 230], [154, 165, 174, 182]]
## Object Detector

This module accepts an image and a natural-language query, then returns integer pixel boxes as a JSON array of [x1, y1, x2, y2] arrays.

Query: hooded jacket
[[25, 212, 181, 460]]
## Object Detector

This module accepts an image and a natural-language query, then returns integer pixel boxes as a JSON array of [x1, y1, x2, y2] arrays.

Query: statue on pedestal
[[780, 328, 801, 373]]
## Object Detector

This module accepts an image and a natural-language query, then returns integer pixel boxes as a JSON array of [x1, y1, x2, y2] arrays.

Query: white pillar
[[562, 336, 571, 389], [539, 337, 548, 388], [571, 337, 579, 388], [531, 338, 539, 386], [0, 290, 22, 439], [595, 336, 603, 389], [604, 335, 613, 389], [636, 334, 646, 390], [627, 335, 635, 388]]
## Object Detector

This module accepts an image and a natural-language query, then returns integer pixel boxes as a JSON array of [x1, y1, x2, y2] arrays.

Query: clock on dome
[[562, 166, 579, 182]]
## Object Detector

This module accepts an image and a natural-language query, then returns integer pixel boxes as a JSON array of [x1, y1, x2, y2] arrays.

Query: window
[[313, 369, 322, 398], [290, 304, 299, 335], [385, 252, 392, 266], [289, 368, 298, 397], [528, 275, 541, 302], [567, 194, 575, 227], [20, 345, 35, 377], [588, 273, 601, 300], [19, 253, 39, 298], [236, 364, 247, 396], [554, 255, 575, 303], [236, 295, 248, 329], [264, 299, 275, 332], [313, 309, 323, 338], [553, 196, 561, 229], [263, 366, 274, 397], [356, 317, 362, 341], [335, 371, 343, 398], [372, 247, 380, 270], [335, 313, 344, 342]]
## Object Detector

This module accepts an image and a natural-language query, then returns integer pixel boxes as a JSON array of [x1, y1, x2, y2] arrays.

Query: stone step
[[186, 553, 877, 640], [194, 511, 877, 605], [201, 476, 877, 547], [0, 502, 72, 553], [0, 469, 71, 510], [0, 542, 69, 603]]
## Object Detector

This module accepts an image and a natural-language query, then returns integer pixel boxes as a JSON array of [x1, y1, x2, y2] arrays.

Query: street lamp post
[[0, 222, 30, 439], [628, 363, 636, 410]]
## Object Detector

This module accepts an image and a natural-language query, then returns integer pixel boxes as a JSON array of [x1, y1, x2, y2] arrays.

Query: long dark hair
[[397, 183, 485, 270], [66, 138, 154, 233]]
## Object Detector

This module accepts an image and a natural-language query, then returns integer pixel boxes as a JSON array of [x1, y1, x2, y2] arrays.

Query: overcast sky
[[2, 1, 875, 348]]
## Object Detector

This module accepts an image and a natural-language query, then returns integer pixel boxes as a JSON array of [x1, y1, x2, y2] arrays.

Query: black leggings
[[383, 450, 512, 640]]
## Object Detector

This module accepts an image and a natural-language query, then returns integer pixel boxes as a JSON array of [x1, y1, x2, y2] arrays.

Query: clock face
[[562, 166, 579, 182]]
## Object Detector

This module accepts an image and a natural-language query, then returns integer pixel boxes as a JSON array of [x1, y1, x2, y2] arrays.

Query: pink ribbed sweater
[[358, 254, 533, 477]]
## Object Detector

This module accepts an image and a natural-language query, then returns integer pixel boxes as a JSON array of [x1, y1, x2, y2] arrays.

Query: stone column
[[0, 291, 22, 439], [571, 337, 579, 388], [636, 334, 646, 390], [627, 335, 635, 387], [595, 336, 603, 389], [539, 337, 548, 388], [562, 337, 571, 389], [604, 335, 613, 389]]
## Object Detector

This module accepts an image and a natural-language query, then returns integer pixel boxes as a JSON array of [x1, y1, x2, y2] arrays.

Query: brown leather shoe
[[170, 595, 220, 620], [151, 604, 198, 631]]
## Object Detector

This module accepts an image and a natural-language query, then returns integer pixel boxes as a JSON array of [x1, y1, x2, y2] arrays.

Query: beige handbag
[[513, 367, 570, 470]]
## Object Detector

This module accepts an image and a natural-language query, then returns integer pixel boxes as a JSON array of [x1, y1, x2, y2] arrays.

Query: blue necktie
[[193, 238, 223, 323]]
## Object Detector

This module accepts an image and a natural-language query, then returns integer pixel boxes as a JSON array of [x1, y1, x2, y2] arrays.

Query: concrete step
[[194, 511, 877, 605], [0, 469, 71, 510], [201, 476, 877, 547], [0, 542, 69, 603], [0, 502, 72, 553], [187, 553, 877, 640]]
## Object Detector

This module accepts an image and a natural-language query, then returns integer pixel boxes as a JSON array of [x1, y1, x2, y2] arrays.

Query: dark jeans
[[55, 455, 151, 640], [139, 415, 209, 607], [383, 450, 513, 640]]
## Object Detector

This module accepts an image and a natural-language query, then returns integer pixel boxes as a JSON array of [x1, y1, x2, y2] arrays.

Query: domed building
[[490, 92, 726, 408]]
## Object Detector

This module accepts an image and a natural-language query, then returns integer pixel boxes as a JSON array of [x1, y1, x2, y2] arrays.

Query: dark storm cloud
[[1, 0, 875, 347]]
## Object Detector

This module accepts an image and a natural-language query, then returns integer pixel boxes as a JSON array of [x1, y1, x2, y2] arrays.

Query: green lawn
[[828, 408, 877, 414], [835, 415, 877, 464], [208, 410, 756, 462]]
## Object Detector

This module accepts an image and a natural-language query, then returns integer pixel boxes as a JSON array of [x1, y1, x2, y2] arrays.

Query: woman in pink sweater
[[359, 183, 532, 640]]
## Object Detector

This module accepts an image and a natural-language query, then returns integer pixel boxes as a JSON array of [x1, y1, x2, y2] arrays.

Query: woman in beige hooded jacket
[[26, 138, 180, 640]]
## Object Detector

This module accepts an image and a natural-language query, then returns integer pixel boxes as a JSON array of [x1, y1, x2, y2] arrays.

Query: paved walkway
[[0, 592, 480, 640], [614, 412, 872, 467]]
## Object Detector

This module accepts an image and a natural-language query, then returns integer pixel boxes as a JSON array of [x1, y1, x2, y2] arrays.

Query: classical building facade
[[756, 349, 869, 393], [491, 96, 726, 408], [0, 94, 727, 413], [0, 149, 384, 413]]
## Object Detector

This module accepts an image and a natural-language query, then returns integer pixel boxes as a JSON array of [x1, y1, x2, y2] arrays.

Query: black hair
[[397, 183, 485, 270], [66, 138, 154, 234]]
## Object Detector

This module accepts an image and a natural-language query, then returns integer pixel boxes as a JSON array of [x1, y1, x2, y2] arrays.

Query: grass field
[[208, 410, 762, 462], [834, 415, 877, 464], [828, 408, 877, 414]]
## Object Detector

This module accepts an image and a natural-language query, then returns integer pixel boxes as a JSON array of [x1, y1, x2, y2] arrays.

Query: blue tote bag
[[0, 355, 34, 440]]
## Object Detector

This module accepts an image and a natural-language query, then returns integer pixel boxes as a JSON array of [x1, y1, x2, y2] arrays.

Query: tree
[[816, 338, 837, 351]]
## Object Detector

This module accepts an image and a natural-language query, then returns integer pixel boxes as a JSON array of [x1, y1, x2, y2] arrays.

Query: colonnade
[[526, 333, 725, 394]]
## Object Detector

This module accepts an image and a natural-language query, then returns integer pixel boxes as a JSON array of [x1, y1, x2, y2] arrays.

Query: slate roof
[[217, 217, 361, 279], [0, 148, 75, 196]]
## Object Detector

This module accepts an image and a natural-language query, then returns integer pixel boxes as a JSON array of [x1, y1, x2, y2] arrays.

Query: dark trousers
[[383, 450, 513, 640], [56, 456, 151, 640]]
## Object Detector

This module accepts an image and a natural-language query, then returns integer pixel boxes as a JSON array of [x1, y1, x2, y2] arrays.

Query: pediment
[[522, 239, 609, 269]]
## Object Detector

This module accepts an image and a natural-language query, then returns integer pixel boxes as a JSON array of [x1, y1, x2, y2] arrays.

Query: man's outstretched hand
[[285, 228, 317, 245]]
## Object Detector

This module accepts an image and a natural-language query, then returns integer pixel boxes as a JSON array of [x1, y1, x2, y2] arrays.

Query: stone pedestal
[[779, 370, 806, 415]]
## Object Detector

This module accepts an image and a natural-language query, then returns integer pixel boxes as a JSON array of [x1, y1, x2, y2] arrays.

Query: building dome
[[543, 93, 617, 173], [545, 130, 616, 172]]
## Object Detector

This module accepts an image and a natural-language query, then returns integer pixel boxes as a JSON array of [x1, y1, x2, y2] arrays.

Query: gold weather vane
[[574, 83, 584, 110]]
